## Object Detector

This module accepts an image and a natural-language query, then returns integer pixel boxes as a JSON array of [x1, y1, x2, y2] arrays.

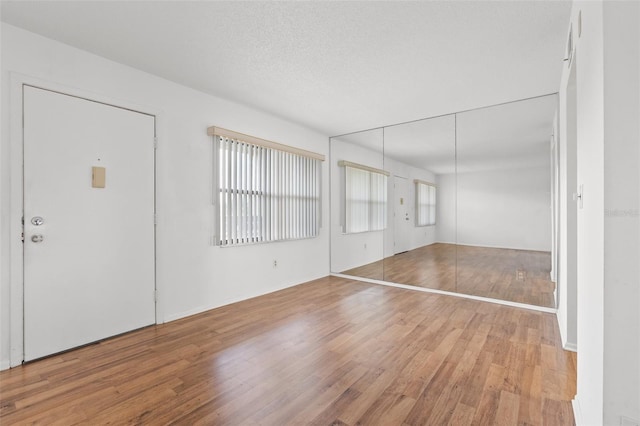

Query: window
[[340, 161, 388, 233], [415, 180, 436, 226], [210, 127, 324, 246]]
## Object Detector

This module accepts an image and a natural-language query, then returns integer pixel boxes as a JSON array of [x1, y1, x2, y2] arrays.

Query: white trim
[[331, 273, 558, 314], [557, 310, 570, 351], [413, 179, 436, 187], [8, 73, 164, 366], [163, 281, 305, 323], [164, 304, 218, 323], [9, 74, 24, 368], [563, 342, 578, 352], [1, 360, 10, 371], [455, 242, 552, 253], [435, 240, 457, 245], [435, 241, 536, 250], [208, 126, 325, 161], [338, 160, 390, 176], [572, 397, 583, 426]]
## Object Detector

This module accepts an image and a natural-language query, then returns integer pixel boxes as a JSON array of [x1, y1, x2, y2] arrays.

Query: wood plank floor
[[0, 276, 575, 425], [342, 243, 556, 308]]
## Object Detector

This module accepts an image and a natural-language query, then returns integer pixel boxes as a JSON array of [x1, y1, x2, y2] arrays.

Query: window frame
[[340, 160, 389, 234], [210, 127, 324, 247], [415, 179, 437, 227]]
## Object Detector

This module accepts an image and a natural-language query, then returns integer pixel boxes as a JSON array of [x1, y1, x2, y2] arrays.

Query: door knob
[[31, 216, 44, 226], [31, 234, 44, 243]]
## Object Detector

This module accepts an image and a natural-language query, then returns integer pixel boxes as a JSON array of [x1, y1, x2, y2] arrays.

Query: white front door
[[393, 176, 411, 254], [23, 86, 156, 361]]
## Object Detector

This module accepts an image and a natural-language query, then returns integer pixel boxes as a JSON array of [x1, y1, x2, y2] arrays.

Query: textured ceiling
[[1, 1, 571, 136]]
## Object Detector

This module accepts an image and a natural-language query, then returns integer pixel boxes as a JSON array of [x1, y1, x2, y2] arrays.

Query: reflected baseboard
[[331, 273, 558, 314], [452, 242, 552, 253]]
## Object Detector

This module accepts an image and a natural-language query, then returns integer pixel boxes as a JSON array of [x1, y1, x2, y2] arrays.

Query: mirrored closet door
[[330, 94, 558, 309]]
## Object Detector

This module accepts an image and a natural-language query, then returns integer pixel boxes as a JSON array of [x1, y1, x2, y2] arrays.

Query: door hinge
[[154, 213, 158, 225], [573, 184, 584, 209], [154, 137, 158, 149], [154, 290, 158, 302]]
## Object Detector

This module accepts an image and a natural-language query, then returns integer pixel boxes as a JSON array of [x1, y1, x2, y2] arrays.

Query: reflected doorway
[[393, 175, 411, 254]]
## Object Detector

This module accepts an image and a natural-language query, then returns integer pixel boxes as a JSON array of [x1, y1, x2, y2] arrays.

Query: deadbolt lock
[[31, 234, 44, 243], [31, 216, 44, 226]]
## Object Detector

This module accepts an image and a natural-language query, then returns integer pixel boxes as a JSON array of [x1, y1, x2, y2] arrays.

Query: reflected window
[[340, 161, 388, 233], [415, 180, 436, 226]]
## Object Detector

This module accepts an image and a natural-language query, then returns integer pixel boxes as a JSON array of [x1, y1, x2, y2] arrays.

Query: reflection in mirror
[[330, 128, 385, 280], [455, 95, 557, 307], [381, 115, 456, 290], [330, 94, 557, 309]]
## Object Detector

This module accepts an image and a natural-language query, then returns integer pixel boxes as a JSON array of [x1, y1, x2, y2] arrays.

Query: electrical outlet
[[364, 243, 367, 249], [273, 260, 277, 268]]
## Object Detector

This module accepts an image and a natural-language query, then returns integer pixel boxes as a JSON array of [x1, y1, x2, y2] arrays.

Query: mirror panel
[[382, 115, 456, 291], [456, 95, 557, 307], [330, 128, 385, 280], [329, 94, 557, 309]]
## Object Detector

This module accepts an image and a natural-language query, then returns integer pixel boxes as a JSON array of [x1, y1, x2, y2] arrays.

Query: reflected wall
[[381, 115, 456, 291], [330, 128, 384, 280], [330, 95, 557, 308], [455, 96, 556, 307]]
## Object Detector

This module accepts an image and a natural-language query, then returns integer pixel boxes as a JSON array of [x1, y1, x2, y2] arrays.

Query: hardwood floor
[[0, 276, 575, 425], [342, 243, 556, 308]]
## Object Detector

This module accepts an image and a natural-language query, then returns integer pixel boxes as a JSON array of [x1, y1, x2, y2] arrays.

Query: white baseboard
[[1, 359, 10, 371], [572, 398, 583, 426], [164, 304, 217, 323], [435, 240, 457, 245], [453, 241, 551, 253], [163, 279, 309, 323], [564, 342, 578, 352]]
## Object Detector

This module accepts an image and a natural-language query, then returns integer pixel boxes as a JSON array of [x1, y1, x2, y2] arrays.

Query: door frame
[[9, 74, 163, 367], [393, 175, 411, 254]]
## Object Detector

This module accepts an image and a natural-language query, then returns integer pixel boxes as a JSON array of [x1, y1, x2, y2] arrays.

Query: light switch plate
[[92, 166, 106, 188]]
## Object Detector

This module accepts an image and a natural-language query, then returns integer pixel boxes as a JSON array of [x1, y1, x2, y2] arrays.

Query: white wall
[[602, 1, 639, 424], [1, 24, 330, 369], [436, 172, 456, 245], [561, 2, 606, 424], [0, 9, 5, 370], [437, 167, 552, 252], [558, 1, 640, 424], [557, 52, 579, 352]]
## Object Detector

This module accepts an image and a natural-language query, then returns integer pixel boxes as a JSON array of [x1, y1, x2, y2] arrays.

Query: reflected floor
[[341, 243, 556, 308]]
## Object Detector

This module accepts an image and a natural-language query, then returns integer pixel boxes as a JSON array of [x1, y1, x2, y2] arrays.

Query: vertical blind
[[341, 162, 388, 233], [212, 130, 323, 246], [415, 180, 436, 226]]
